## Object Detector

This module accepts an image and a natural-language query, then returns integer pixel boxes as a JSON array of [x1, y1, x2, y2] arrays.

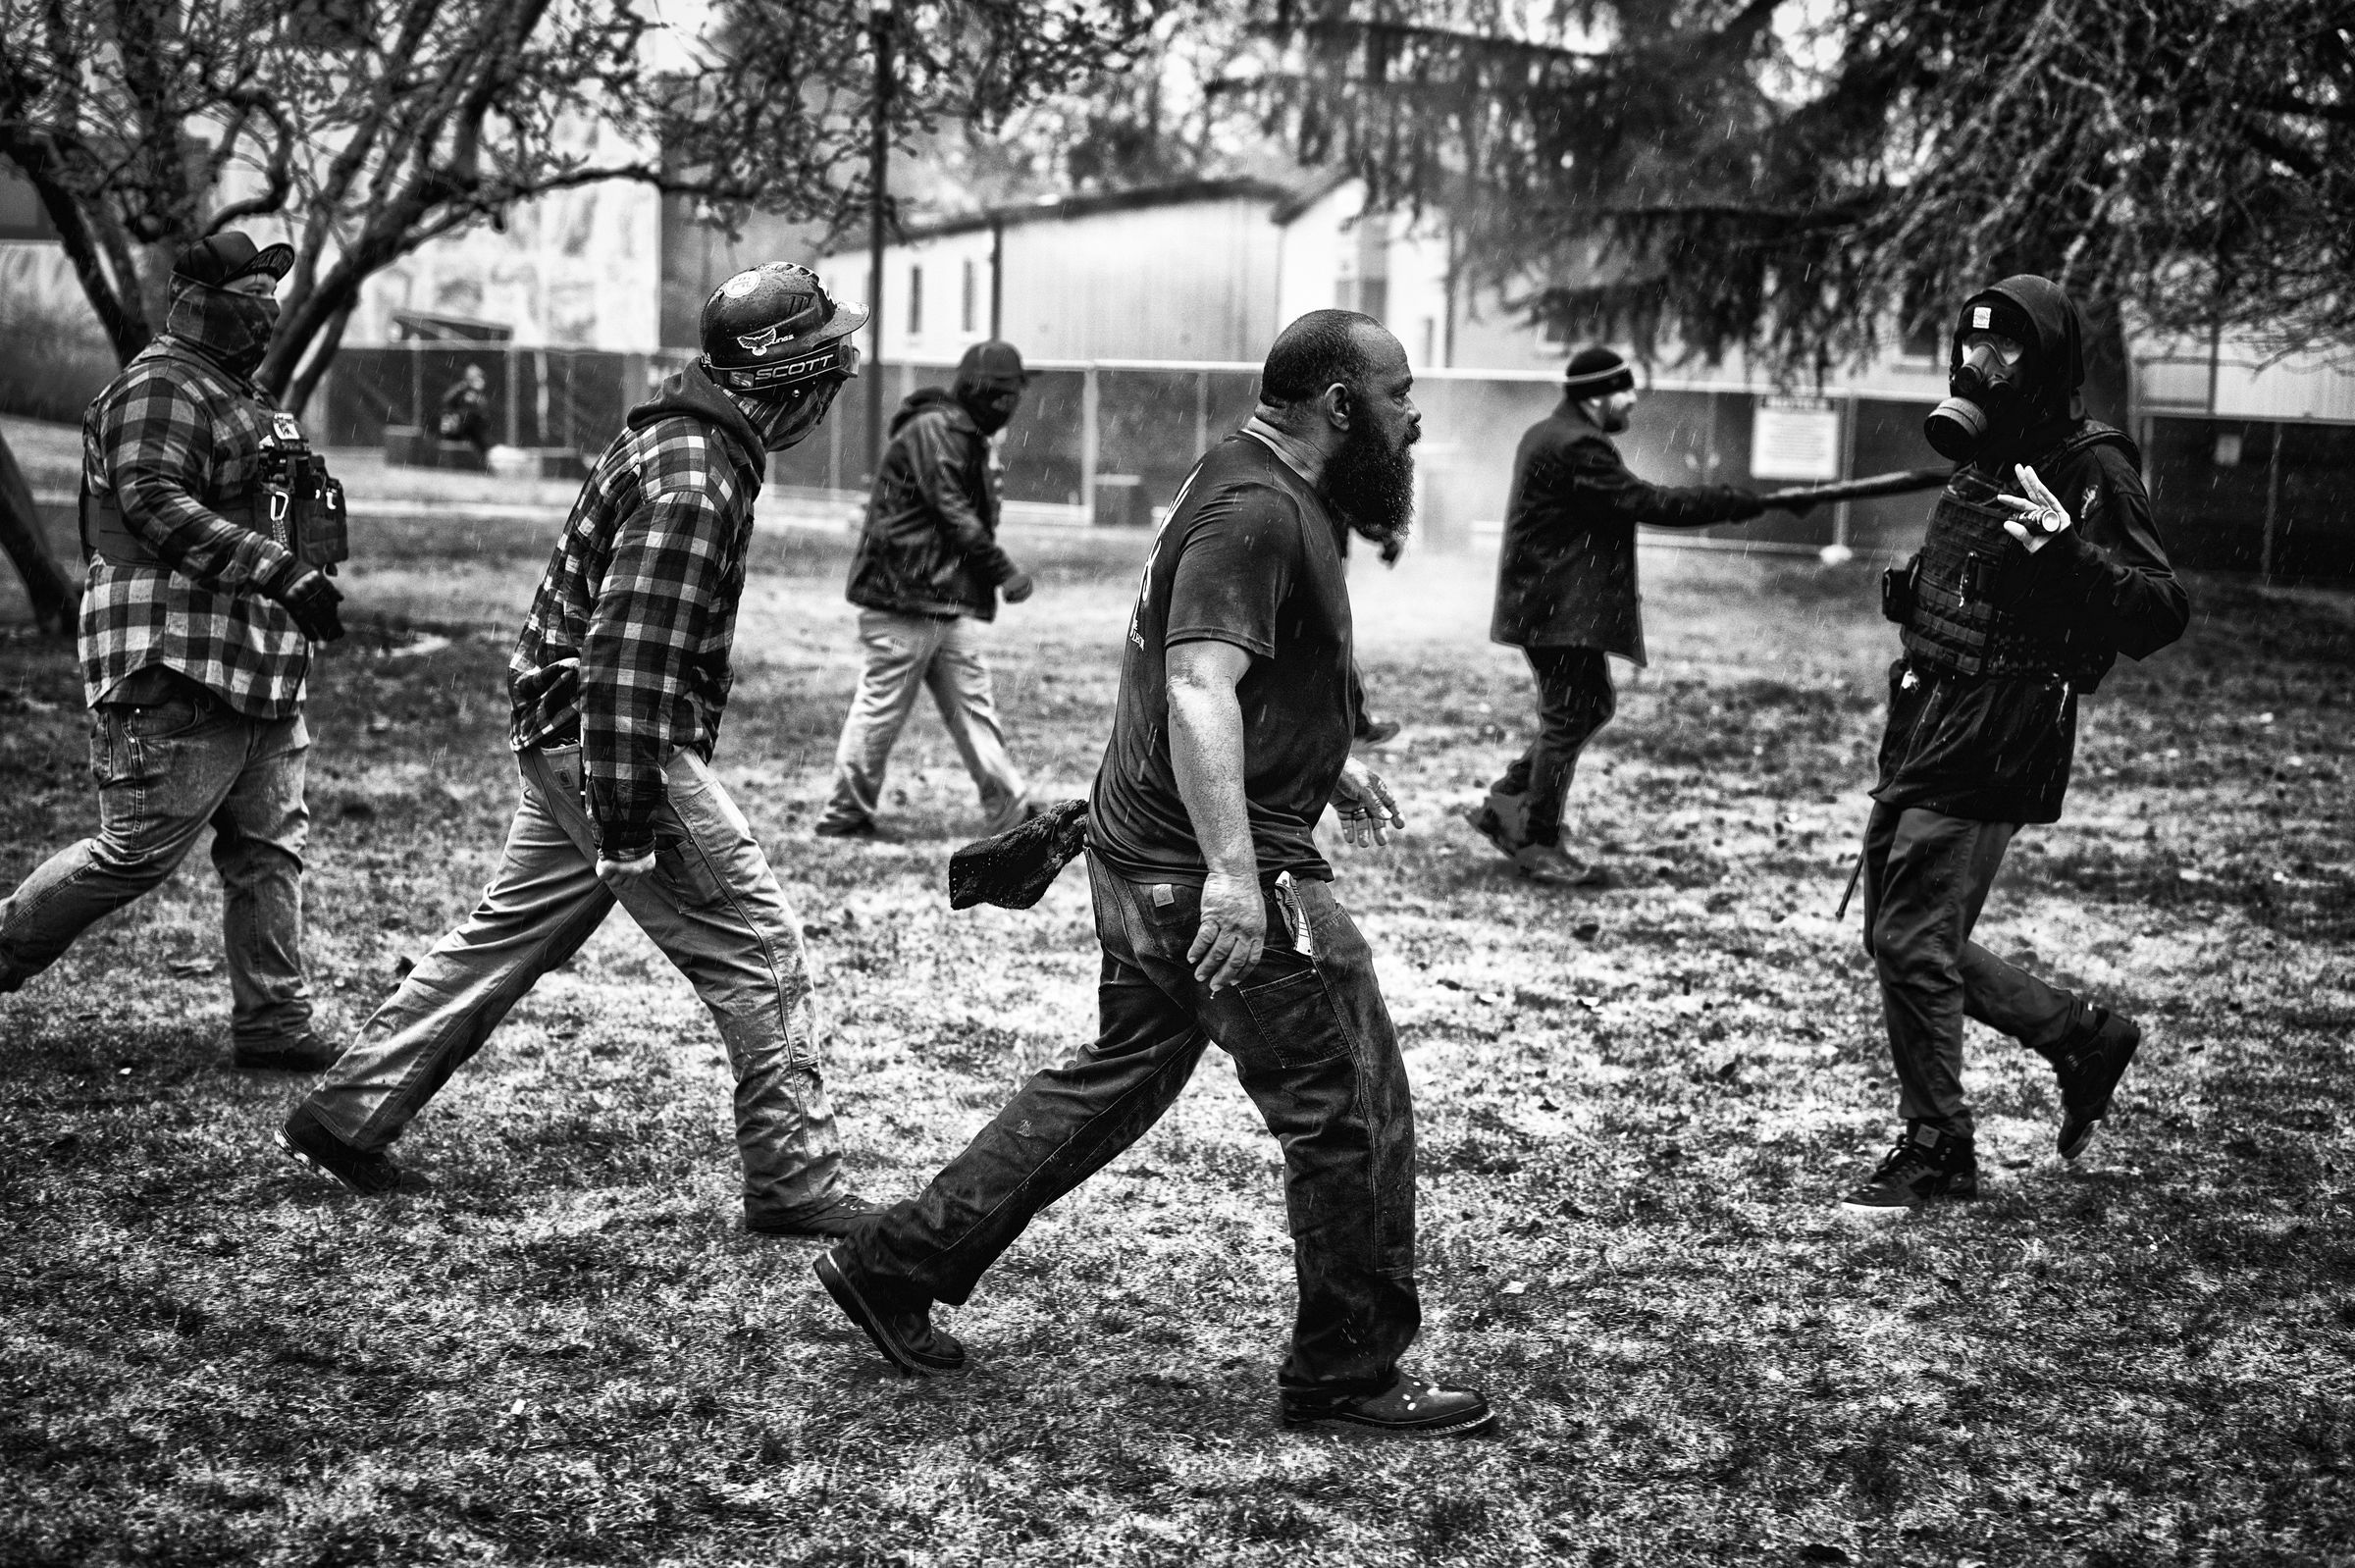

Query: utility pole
[[865, 0, 894, 485]]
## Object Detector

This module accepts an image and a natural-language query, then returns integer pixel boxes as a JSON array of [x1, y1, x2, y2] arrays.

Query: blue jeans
[[0, 685, 313, 1042], [843, 855, 1422, 1394], [302, 744, 850, 1223], [1860, 802, 2086, 1138]]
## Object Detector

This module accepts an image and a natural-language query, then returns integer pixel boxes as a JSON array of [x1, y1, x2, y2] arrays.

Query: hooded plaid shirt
[[78, 337, 311, 716], [507, 363, 767, 862]]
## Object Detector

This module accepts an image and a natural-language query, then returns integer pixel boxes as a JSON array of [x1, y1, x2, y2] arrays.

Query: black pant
[[842, 855, 1422, 1394], [1488, 646, 1617, 846]]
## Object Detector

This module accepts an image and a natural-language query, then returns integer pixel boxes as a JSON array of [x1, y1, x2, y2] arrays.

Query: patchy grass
[[2, 531, 2352, 1567]]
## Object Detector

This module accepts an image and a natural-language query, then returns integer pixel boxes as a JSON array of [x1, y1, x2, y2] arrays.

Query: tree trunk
[[2079, 294, 2134, 433], [0, 430, 78, 638]]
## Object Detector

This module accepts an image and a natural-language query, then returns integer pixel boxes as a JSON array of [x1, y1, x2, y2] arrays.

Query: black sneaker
[[276, 1103, 432, 1195], [1838, 1124, 1978, 1219], [747, 1191, 882, 1238], [813, 1247, 966, 1375], [233, 1031, 342, 1072], [1280, 1371, 1495, 1437], [1357, 717, 1402, 747], [2055, 1008, 2142, 1161]]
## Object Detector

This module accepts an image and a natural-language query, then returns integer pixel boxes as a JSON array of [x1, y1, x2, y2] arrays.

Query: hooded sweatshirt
[[846, 386, 1021, 620], [1874, 276, 2190, 824], [507, 361, 767, 862]]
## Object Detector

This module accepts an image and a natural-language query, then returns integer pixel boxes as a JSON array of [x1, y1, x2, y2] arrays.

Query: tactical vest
[[1899, 423, 2129, 681], [80, 349, 348, 573]]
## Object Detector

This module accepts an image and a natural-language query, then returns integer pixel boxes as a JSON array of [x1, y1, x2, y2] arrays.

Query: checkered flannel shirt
[[78, 340, 310, 717], [508, 410, 763, 862]]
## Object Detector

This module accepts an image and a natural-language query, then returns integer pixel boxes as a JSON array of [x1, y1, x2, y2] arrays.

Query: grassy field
[[2, 511, 2352, 1567]]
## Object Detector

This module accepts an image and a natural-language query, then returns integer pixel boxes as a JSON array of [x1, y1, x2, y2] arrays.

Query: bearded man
[[279, 264, 879, 1239], [812, 310, 1492, 1438]]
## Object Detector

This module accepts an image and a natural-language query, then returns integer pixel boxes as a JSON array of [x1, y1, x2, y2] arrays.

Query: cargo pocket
[[1233, 951, 1351, 1069]]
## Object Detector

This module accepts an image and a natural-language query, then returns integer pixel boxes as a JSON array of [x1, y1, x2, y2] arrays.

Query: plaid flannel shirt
[[78, 340, 310, 716], [509, 379, 764, 862]]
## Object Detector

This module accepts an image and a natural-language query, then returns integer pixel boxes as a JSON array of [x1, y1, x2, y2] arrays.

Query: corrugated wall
[[999, 199, 1280, 362]]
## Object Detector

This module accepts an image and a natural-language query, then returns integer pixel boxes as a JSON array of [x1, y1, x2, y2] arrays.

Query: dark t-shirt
[[1088, 434, 1356, 885]]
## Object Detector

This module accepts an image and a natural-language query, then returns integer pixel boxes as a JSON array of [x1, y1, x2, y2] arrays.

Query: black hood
[[626, 360, 768, 477], [1955, 274, 2086, 425], [888, 385, 972, 439]]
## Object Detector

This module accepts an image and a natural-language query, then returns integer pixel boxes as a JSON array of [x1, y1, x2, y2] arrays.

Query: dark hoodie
[[1874, 276, 2190, 824], [505, 361, 769, 862], [847, 386, 1022, 620]]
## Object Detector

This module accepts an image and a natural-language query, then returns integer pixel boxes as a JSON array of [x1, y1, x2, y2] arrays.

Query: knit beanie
[[1562, 345, 1635, 399]]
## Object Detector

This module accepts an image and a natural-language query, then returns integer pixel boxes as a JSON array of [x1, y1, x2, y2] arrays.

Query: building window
[[962, 259, 977, 334], [908, 264, 923, 338], [1421, 316, 1438, 367]]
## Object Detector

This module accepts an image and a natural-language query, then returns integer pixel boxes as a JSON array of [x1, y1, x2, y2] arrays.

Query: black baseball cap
[[171, 232, 296, 289]]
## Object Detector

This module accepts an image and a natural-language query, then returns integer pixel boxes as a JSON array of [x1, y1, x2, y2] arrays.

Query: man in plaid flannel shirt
[[283, 263, 880, 1237], [0, 233, 348, 1071]]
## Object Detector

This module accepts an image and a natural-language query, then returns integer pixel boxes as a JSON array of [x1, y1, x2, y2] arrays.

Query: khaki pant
[[303, 744, 849, 1225], [819, 609, 1028, 834]]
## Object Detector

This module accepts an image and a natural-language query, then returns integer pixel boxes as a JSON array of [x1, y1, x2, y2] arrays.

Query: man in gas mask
[[1841, 275, 2189, 1219], [816, 339, 1039, 839], [0, 232, 347, 1071], [281, 263, 881, 1239]]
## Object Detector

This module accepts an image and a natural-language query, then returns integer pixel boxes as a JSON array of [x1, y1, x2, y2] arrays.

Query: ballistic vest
[[1899, 423, 2128, 681], [79, 344, 348, 572]]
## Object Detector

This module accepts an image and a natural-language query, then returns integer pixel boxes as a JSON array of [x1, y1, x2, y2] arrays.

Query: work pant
[[819, 609, 1028, 834], [0, 683, 313, 1044], [842, 856, 1423, 1394], [1859, 801, 2090, 1139], [1486, 646, 1617, 847], [303, 744, 848, 1224]]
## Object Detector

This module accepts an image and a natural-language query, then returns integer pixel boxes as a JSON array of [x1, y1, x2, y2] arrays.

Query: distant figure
[[815, 340, 1037, 838], [1838, 276, 2188, 1220], [1473, 345, 1802, 886], [0, 232, 347, 1069], [436, 364, 492, 454], [814, 310, 1494, 1439], [279, 263, 879, 1239]]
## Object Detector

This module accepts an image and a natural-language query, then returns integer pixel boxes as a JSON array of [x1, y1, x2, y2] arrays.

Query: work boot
[[2054, 1008, 2143, 1161], [747, 1191, 883, 1238], [233, 1030, 342, 1072], [813, 815, 877, 840], [1510, 843, 1611, 888], [1356, 715, 1401, 747], [276, 1103, 433, 1195], [1280, 1370, 1496, 1437], [1838, 1123, 1978, 1220], [813, 1247, 967, 1375], [1463, 802, 1521, 861]]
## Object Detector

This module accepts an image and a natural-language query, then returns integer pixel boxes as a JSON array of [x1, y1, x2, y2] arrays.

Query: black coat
[[847, 388, 1021, 620], [1875, 278, 2191, 824], [1490, 398, 1762, 663]]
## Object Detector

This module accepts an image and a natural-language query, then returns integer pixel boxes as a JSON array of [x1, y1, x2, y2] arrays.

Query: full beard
[[1321, 418, 1416, 555]]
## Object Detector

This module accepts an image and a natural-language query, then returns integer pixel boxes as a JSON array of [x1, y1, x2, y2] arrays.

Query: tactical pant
[[0, 681, 313, 1044], [819, 609, 1029, 834], [1859, 801, 2091, 1138], [842, 856, 1423, 1394], [1485, 646, 1617, 847], [302, 744, 849, 1225]]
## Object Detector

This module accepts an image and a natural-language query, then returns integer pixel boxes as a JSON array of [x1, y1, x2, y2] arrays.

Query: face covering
[[1322, 399, 1418, 555], [1924, 309, 2037, 462], [166, 283, 281, 379], [743, 378, 843, 452], [956, 382, 1021, 436]]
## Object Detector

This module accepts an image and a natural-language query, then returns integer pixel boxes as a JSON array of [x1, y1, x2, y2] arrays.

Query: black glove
[[263, 559, 346, 643]]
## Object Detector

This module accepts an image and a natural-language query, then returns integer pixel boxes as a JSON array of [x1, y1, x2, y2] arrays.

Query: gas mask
[[741, 377, 845, 452], [1923, 330, 2036, 462], [166, 283, 282, 379]]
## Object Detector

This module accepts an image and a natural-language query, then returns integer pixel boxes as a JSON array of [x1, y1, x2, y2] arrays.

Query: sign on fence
[[1751, 395, 1843, 482]]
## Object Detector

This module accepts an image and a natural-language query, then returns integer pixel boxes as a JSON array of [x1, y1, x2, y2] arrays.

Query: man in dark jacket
[[1473, 346, 1791, 884], [0, 232, 346, 1070], [279, 263, 880, 1238], [1841, 275, 2189, 1219], [816, 340, 1037, 838]]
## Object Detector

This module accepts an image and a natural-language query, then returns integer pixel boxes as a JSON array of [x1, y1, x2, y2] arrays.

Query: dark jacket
[[1875, 278, 2190, 825], [1490, 397, 1763, 663], [847, 388, 1021, 620]]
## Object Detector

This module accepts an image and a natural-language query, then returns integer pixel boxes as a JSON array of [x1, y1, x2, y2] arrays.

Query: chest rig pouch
[[81, 385, 348, 571], [1899, 470, 2066, 679]]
